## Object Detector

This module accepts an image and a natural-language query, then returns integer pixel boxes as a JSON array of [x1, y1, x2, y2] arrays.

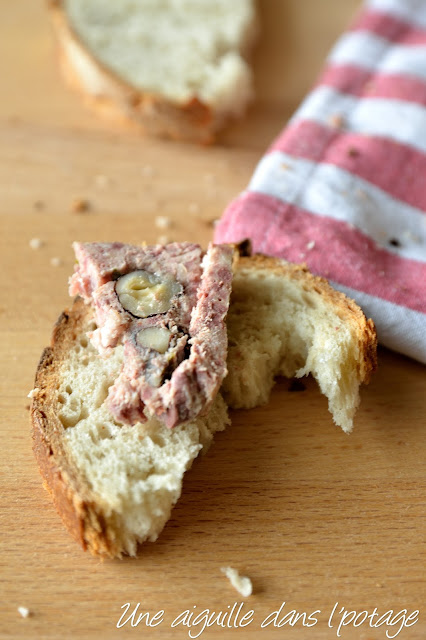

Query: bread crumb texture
[[221, 567, 253, 597], [64, 0, 256, 115], [225, 256, 376, 433], [55, 308, 229, 556]]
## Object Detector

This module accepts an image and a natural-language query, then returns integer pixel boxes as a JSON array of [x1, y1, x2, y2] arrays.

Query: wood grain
[[0, 1, 425, 639]]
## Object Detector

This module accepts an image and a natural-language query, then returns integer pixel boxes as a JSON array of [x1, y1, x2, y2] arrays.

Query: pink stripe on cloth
[[216, 192, 426, 314], [318, 65, 426, 106], [269, 119, 426, 213], [351, 9, 426, 44]]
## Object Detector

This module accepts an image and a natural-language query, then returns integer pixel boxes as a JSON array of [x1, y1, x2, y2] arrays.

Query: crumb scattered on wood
[[156, 235, 169, 245], [33, 200, 45, 211], [188, 202, 200, 215], [141, 165, 155, 178], [71, 198, 90, 214], [25, 404, 30, 411], [27, 388, 40, 399], [29, 238, 43, 250], [50, 257, 63, 267], [94, 174, 110, 189], [203, 172, 216, 186], [155, 216, 171, 230], [207, 218, 220, 228], [18, 607, 30, 619], [221, 567, 252, 598]]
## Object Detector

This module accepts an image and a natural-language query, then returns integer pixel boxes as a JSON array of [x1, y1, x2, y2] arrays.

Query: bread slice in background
[[48, 0, 258, 143], [225, 254, 377, 433], [30, 253, 376, 558]]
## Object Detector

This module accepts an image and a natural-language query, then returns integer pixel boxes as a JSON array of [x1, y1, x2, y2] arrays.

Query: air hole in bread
[[59, 413, 75, 428], [95, 424, 113, 440], [58, 396, 87, 428], [79, 336, 89, 348], [149, 433, 166, 448], [93, 380, 113, 409], [301, 293, 317, 309]]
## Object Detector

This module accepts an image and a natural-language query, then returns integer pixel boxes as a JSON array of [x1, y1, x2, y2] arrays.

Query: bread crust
[[47, 0, 254, 143], [31, 299, 123, 558], [233, 253, 378, 384]]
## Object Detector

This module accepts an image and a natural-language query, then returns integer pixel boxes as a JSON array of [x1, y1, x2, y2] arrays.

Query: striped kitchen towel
[[214, 0, 426, 364]]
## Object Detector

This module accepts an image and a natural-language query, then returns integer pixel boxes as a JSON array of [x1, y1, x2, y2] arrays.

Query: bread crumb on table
[[50, 257, 63, 267], [203, 172, 216, 186], [29, 238, 44, 250], [94, 174, 110, 189], [188, 202, 200, 215], [221, 567, 253, 597], [154, 216, 171, 230], [33, 200, 45, 211], [141, 165, 155, 178], [18, 607, 30, 618], [71, 198, 90, 214], [156, 235, 169, 245]]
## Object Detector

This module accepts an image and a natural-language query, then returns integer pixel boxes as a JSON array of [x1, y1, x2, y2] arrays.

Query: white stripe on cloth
[[329, 31, 426, 82], [249, 151, 426, 262], [293, 85, 426, 155], [329, 281, 426, 364], [367, 0, 426, 30]]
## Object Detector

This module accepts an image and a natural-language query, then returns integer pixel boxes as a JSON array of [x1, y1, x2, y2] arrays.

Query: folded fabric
[[215, 0, 426, 365]]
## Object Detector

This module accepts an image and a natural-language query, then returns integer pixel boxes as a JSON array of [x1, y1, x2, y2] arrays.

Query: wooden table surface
[[1, 1, 425, 639]]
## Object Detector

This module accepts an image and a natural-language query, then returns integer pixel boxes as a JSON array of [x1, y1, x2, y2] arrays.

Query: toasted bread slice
[[30, 253, 376, 558], [225, 254, 377, 432], [48, 0, 258, 143], [31, 298, 229, 558]]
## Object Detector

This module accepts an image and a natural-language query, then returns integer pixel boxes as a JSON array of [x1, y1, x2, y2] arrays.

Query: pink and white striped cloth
[[215, 0, 426, 364]]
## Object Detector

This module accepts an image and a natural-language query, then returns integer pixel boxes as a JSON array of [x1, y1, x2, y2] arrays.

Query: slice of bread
[[48, 0, 258, 143], [32, 298, 229, 558], [224, 254, 377, 433], [30, 252, 376, 558]]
